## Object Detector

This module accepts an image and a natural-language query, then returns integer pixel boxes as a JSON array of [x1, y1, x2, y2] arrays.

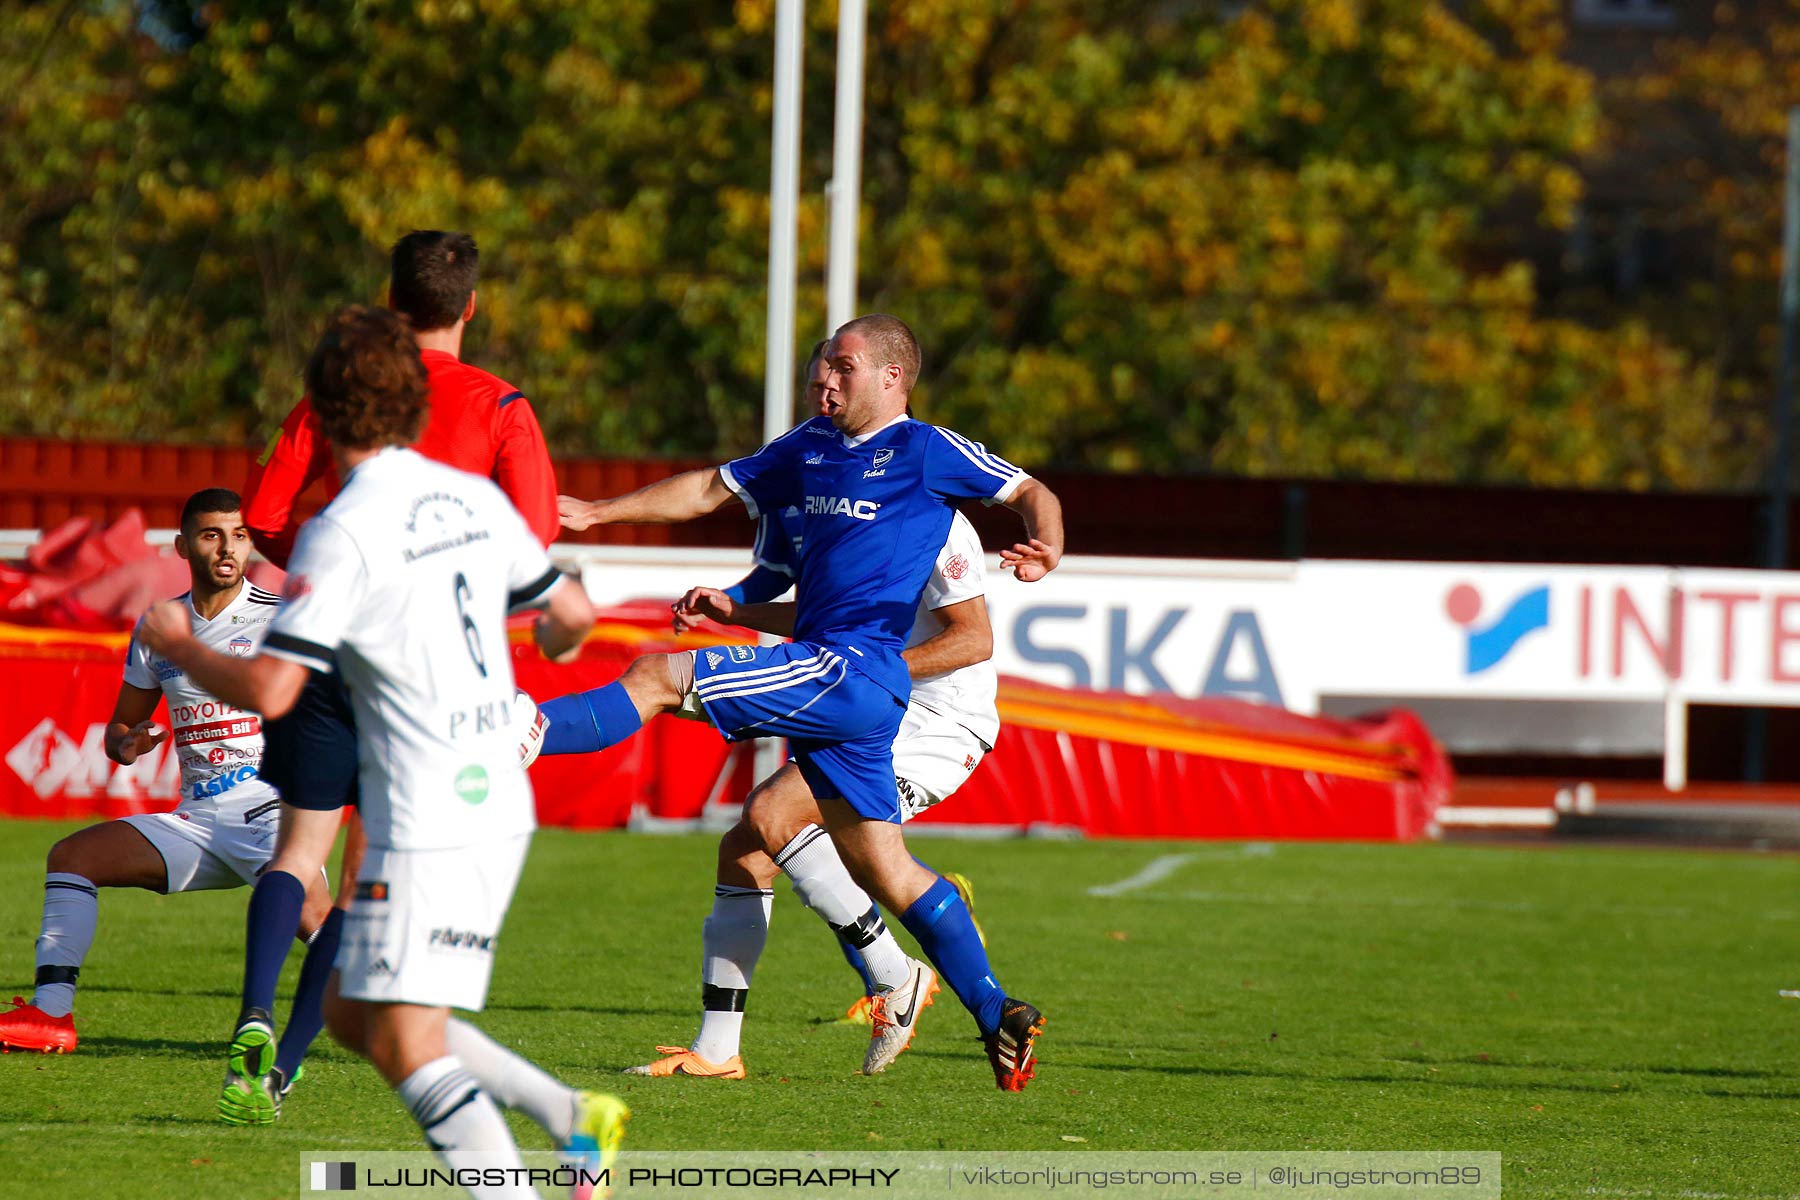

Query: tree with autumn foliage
[[0, 0, 1744, 487]]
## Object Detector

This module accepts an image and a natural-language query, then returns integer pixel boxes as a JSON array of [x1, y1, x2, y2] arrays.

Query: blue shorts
[[259, 670, 359, 812], [691, 642, 907, 822]]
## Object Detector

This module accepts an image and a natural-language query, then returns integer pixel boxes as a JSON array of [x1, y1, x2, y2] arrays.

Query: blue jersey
[[719, 415, 1026, 701]]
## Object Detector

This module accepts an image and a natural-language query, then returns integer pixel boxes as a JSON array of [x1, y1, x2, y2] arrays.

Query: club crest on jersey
[[728, 645, 756, 663], [872, 448, 894, 468], [228, 635, 254, 657], [944, 554, 970, 581], [805, 495, 881, 521]]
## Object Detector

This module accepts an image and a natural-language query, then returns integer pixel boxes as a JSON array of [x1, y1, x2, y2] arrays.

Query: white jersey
[[123, 582, 282, 809], [906, 511, 1000, 747], [260, 448, 562, 851]]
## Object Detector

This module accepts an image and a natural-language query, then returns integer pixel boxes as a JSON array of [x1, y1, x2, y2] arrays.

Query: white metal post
[[756, 0, 807, 787], [825, 0, 867, 334], [1663, 693, 1688, 792], [764, 0, 805, 447]]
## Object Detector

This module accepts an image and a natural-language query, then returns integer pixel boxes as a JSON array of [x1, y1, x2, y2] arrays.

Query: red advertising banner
[[1, 621, 1449, 841]]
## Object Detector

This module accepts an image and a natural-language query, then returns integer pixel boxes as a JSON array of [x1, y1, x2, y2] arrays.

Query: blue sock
[[275, 906, 342, 1079], [240, 870, 305, 1023], [901, 876, 1006, 1036], [837, 933, 878, 997], [539, 683, 644, 756]]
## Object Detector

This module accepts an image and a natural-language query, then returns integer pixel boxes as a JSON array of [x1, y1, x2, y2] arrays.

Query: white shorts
[[336, 834, 531, 1011], [893, 703, 989, 822], [120, 796, 283, 893]]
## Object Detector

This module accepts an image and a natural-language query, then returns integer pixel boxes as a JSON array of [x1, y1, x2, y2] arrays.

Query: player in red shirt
[[245, 236, 559, 560], [221, 231, 564, 1126]]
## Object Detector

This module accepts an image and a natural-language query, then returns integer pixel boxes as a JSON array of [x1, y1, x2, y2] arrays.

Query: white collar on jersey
[[841, 412, 911, 449], [187, 579, 247, 627], [342, 444, 409, 484]]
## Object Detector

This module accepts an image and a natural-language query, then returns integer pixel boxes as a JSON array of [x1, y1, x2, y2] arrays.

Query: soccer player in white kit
[[0, 489, 334, 1055], [139, 307, 619, 1200]]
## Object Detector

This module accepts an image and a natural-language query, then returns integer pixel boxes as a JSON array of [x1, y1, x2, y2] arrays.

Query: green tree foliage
[[1618, 1, 1800, 484], [0, 0, 1738, 486]]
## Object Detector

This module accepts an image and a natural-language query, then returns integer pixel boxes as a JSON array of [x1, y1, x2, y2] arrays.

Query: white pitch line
[[1088, 853, 1201, 897], [1135, 889, 1800, 921]]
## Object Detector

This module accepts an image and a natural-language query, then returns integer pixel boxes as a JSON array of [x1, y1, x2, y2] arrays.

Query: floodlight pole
[[1766, 107, 1800, 575], [763, 0, 805, 447], [825, 0, 867, 334], [1747, 107, 1800, 783], [750, 0, 807, 792]]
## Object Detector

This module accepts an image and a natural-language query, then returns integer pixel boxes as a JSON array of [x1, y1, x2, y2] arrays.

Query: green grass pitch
[[0, 819, 1795, 1198]]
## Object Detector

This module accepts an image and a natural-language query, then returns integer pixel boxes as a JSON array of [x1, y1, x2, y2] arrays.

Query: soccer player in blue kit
[[552, 314, 1064, 1090]]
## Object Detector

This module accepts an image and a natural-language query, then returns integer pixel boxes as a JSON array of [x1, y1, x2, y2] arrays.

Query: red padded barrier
[[1, 614, 1450, 841]]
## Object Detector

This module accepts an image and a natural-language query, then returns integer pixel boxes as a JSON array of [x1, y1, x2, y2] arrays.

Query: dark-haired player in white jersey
[[0, 489, 333, 1054], [140, 307, 622, 1199]]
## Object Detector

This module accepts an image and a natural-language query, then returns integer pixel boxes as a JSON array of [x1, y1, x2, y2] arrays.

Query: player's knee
[[624, 652, 686, 709], [45, 832, 97, 878], [744, 799, 794, 858]]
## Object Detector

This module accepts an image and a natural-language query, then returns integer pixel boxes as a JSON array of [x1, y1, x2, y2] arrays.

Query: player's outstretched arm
[[559, 467, 739, 530], [137, 600, 311, 719], [103, 683, 167, 766], [533, 577, 596, 663], [904, 595, 994, 679], [998, 478, 1065, 582]]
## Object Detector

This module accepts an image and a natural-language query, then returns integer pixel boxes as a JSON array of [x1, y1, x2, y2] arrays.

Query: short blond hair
[[836, 314, 921, 391]]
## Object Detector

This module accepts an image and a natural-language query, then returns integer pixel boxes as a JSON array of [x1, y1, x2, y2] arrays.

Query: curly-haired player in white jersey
[[0, 489, 334, 1055], [140, 307, 623, 1199]]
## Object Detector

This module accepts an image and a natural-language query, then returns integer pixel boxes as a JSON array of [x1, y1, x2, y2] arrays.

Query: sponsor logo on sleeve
[[705, 650, 725, 669], [728, 645, 756, 663]]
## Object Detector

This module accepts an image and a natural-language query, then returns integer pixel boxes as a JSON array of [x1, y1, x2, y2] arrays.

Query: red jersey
[[244, 349, 560, 567]]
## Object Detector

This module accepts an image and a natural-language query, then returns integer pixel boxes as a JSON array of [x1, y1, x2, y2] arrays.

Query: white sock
[[32, 873, 98, 1018], [775, 826, 910, 991], [691, 885, 772, 1062], [397, 1056, 535, 1198], [446, 1017, 576, 1144]]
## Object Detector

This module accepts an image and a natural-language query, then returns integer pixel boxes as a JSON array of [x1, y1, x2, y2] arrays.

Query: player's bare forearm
[[727, 601, 798, 639], [1000, 478, 1065, 582], [1006, 479, 1065, 559], [160, 637, 308, 719], [104, 683, 164, 765], [903, 595, 994, 679], [534, 578, 596, 662], [559, 468, 738, 530]]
